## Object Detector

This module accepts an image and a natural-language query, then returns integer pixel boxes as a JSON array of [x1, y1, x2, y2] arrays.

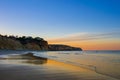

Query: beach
[[0, 52, 119, 80]]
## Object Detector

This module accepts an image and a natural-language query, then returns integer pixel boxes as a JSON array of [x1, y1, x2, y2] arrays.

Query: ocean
[[0, 50, 120, 79]]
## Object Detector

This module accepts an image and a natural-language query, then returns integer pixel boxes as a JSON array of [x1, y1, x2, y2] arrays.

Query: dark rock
[[48, 44, 82, 51]]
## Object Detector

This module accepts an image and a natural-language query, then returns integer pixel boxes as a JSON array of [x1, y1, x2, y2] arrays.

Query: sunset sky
[[0, 0, 120, 50]]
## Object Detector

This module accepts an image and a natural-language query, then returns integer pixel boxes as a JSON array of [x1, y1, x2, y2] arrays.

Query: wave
[[0, 52, 119, 80], [0, 52, 48, 65], [32, 52, 120, 80]]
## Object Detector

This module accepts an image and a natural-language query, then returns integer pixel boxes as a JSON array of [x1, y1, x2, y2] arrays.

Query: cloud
[[48, 31, 120, 43]]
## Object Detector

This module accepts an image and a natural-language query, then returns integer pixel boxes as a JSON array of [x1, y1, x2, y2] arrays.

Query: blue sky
[[0, 0, 120, 50]]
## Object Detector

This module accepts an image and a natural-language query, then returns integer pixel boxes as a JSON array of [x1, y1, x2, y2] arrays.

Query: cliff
[[0, 34, 82, 51], [0, 35, 48, 50], [48, 44, 82, 51]]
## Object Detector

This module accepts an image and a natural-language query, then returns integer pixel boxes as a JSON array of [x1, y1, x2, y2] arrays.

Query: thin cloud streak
[[48, 32, 120, 43]]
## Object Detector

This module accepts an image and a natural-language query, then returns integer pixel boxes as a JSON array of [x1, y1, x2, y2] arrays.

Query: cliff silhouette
[[0, 34, 82, 51], [49, 44, 82, 51], [0, 34, 48, 50]]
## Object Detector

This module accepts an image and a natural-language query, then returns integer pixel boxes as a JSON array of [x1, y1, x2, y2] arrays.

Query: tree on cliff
[[0, 34, 48, 50]]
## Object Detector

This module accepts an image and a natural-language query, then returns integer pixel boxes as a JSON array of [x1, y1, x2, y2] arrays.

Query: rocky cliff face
[[38, 41, 48, 50], [0, 34, 82, 51], [0, 35, 48, 50], [48, 44, 82, 51]]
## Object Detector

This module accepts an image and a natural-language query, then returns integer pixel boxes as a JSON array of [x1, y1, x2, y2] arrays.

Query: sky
[[0, 0, 120, 50]]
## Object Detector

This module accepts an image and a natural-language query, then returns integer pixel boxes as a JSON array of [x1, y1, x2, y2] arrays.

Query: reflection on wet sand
[[0, 53, 119, 80], [22, 53, 48, 65], [0, 53, 47, 65]]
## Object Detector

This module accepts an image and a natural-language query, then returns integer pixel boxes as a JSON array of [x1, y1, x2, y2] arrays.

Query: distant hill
[[0, 34, 82, 51], [48, 44, 82, 51]]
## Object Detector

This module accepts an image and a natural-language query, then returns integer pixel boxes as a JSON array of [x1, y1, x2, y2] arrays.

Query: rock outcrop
[[48, 44, 82, 51]]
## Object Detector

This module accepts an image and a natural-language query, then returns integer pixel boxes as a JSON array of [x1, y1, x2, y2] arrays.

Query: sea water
[[0, 50, 120, 79]]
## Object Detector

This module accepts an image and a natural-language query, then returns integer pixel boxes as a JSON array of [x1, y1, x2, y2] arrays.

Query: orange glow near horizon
[[48, 39, 120, 50], [47, 59, 90, 72]]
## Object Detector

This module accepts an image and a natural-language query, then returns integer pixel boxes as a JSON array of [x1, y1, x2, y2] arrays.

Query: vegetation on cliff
[[0, 34, 82, 51], [0, 34, 48, 50]]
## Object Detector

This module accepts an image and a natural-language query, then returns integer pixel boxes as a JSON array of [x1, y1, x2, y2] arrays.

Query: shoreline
[[0, 53, 119, 80]]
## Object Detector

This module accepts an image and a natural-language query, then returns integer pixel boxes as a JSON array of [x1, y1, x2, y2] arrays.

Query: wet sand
[[0, 53, 119, 80]]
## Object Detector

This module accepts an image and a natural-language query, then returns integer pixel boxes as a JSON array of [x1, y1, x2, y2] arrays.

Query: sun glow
[[48, 38, 120, 50]]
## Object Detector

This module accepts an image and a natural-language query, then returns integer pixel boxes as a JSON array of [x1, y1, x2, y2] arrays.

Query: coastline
[[0, 53, 119, 80]]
